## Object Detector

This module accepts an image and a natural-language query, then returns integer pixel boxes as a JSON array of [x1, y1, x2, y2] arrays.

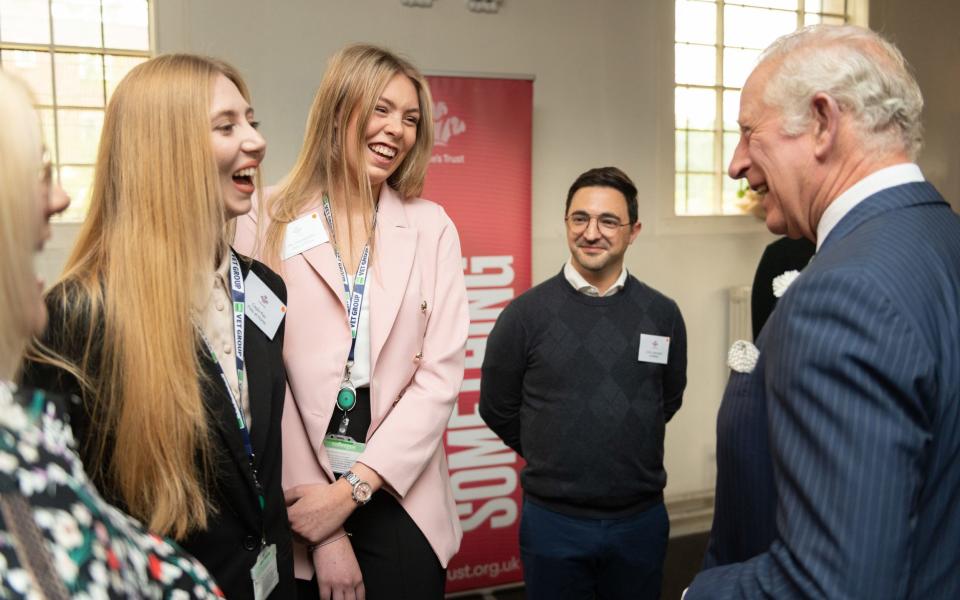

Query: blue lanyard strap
[[321, 196, 373, 365], [199, 250, 266, 512]]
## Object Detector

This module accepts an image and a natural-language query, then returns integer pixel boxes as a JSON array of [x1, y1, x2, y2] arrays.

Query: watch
[[343, 471, 373, 506]]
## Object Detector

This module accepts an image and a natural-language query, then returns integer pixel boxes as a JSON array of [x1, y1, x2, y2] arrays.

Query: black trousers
[[300, 387, 445, 598], [295, 492, 445, 599]]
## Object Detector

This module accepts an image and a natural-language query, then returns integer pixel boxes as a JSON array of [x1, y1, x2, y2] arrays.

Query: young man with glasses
[[480, 166, 687, 600]]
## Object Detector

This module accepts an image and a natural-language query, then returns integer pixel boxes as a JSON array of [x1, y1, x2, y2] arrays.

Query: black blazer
[[21, 254, 295, 600], [749, 236, 815, 339]]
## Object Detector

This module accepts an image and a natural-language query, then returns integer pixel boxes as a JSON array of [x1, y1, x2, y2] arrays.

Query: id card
[[283, 212, 329, 259], [323, 434, 366, 474], [251, 543, 279, 600], [638, 334, 670, 364], [244, 271, 286, 340]]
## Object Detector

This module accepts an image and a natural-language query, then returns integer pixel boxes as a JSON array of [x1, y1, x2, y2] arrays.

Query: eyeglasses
[[565, 213, 631, 234]]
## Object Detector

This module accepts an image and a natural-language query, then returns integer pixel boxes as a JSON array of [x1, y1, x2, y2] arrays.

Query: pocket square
[[772, 270, 801, 298], [728, 340, 760, 373]]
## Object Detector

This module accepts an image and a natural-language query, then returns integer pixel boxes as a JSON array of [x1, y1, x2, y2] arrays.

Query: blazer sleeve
[[686, 268, 934, 599], [356, 211, 469, 498]]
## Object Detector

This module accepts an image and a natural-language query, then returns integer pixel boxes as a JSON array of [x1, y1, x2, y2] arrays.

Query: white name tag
[[638, 334, 670, 364], [244, 271, 286, 340], [323, 434, 366, 475], [282, 211, 328, 259], [251, 543, 279, 600]]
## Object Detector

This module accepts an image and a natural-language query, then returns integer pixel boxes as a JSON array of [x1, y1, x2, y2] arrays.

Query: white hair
[[759, 25, 924, 160]]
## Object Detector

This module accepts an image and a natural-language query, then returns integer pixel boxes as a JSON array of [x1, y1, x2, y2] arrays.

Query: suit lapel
[[370, 187, 416, 376], [238, 259, 271, 467], [298, 209, 348, 312], [201, 353, 262, 522]]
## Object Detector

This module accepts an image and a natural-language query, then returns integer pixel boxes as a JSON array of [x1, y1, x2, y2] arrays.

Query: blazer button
[[414, 351, 423, 362], [242, 535, 259, 551]]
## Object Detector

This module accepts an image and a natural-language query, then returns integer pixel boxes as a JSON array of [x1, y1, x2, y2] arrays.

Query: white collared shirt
[[816, 163, 924, 251], [563, 259, 627, 297]]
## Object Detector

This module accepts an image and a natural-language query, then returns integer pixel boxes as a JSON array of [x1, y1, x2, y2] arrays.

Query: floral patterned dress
[[0, 381, 224, 598]]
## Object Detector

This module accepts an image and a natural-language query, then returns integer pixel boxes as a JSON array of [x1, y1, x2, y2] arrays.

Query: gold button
[[414, 352, 423, 361], [420, 301, 427, 313]]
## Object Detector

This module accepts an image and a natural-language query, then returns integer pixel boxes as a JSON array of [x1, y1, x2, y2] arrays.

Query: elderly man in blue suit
[[687, 25, 960, 599]]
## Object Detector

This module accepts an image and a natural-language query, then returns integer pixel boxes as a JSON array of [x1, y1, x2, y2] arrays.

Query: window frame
[[666, 0, 867, 230], [0, 0, 154, 223]]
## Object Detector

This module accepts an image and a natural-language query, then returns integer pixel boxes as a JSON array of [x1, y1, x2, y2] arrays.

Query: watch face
[[354, 482, 374, 504]]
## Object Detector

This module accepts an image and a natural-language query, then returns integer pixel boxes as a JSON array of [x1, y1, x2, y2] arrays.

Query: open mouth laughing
[[369, 143, 398, 161], [232, 165, 257, 194]]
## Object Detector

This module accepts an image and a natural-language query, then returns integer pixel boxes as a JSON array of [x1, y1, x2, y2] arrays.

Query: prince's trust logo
[[434, 101, 466, 146], [431, 101, 466, 165]]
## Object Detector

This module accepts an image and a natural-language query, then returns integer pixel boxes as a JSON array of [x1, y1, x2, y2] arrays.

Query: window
[[674, 0, 850, 216], [0, 0, 150, 221]]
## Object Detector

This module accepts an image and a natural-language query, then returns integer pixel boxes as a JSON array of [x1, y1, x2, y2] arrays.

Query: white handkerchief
[[282, 211, 328, 259], [638, 334, 670, 364], [244, 271, 286, 340], [772, 270, 801, 298], [727, 339, 760, 373]]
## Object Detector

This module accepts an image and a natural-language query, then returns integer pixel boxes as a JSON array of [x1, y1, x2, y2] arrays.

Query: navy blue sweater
[[480, 272, 687, 518]]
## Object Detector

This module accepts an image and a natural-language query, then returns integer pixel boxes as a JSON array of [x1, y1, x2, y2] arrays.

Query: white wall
[[38, 0, 956, 500]]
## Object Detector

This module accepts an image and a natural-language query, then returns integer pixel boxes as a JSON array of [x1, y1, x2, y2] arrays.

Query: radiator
[[728, 285, 753, 347]]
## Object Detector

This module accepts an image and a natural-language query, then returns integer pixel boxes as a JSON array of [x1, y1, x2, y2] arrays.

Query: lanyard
[[198, 250, 266, 513], [321, 196, 373, 366]]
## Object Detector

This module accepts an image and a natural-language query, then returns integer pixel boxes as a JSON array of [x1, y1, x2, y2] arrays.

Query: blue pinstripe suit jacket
[[690, 182, 960, 598]]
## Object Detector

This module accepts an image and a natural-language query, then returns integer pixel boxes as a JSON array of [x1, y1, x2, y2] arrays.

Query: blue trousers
[[519, 499, 669, 600]]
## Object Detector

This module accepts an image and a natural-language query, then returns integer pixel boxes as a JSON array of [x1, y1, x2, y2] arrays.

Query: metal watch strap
[[343, 470, 369, 505]]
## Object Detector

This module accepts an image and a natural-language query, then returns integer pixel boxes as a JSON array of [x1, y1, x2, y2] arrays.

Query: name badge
[[282, 212, 328, 259], [638, 334, 670, 364], [323, 434, 366, 475], [251, 543, 279, 600], [244, 271, 286, 340]]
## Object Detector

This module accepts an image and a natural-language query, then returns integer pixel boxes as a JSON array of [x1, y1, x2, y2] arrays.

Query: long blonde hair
[[0, 71, 43, 380], [36, 54, 251, 539], [262, 44, 435, 268]]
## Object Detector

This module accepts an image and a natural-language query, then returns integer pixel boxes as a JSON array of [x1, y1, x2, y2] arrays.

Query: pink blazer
[[235, 185, 468, 579]]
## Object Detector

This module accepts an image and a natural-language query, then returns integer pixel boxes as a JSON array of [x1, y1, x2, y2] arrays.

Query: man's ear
[[811, 92, 840, 160], [628, 220, 642, 244]]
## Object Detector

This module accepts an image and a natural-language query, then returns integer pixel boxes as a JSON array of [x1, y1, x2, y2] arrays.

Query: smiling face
[[728, 61, 818, 239], [209, 74, 266, 220], [344, 73, 421, 197], [565, 186, 641, 288]]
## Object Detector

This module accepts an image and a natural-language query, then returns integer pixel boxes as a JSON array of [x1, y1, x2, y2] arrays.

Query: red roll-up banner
[[423, 75, 533, 595]]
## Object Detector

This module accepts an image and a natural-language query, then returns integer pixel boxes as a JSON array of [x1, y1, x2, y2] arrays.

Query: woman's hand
[[285, 480, 355, 544], [312, 534, 365, 600]]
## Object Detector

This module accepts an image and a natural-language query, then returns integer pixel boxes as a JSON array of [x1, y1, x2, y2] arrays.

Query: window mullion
[[99, 0, 107, 106], [714, 0, 726, 214], [46, 0, 64, 188]]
